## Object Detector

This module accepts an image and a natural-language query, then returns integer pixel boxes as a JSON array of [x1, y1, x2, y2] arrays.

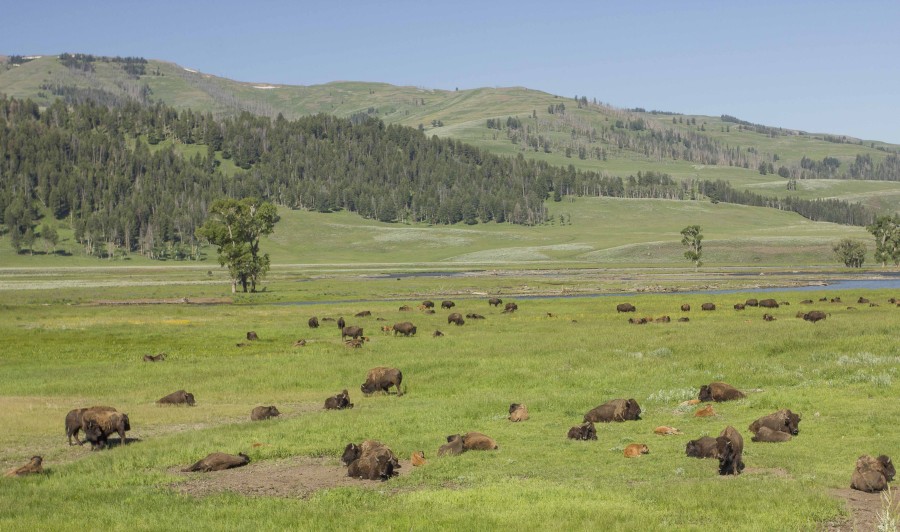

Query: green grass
[[1, 280, 898, 530]]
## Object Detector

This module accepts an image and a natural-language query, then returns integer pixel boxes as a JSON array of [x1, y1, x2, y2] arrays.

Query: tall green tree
[[866, 214, 900, 267], [197, 198, 280, 293], [833, 238, 866, 268], [680, 225, 703, 270]]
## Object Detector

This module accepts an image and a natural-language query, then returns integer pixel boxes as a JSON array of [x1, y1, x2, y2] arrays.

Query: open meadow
[[1, 274, 898, 531]]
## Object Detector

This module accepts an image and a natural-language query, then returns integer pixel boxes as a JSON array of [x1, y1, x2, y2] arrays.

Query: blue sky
[[2, 0, 899, 142]]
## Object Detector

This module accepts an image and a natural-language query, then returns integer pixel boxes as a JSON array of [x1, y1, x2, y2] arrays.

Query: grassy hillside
[[2, 55, 899, 213]]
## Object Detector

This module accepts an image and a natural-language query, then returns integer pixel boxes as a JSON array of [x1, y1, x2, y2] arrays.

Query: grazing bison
[[508, 403, 529, 422], [447, 313, 465, 326], [624, 443, 649, 458], [567, 421, 598, 441], [182, 452, 250, 472], [250, 406, 281, 421], [701, 303, 716, 311], [466, 313, 486, 319], [583, 398, 641, 423], [4, 456, 43, 477], [432, 330, 444, 337], [441, 301, 455, 309], [83, 410, 131, 450], [699, 382, 745, 402], [308, 317, 319, 328], [142, 353, 166, 362], [157, 390, 196, 406], [438, 434, 465, 456], [685, 437, 719, 459], [392, 322, 417, 336], [342, 326, 364, 340], [399, 305, 412, 311], [355, 310, 372, 318], [803, 311, 827, 323], [749, 409, 800, 436], [681, 304, 691, 312], [462, 432, 498, 451], [488, 297, 503, 307], [411, 451, 426, 467], [65, 406, 117, 446], [851, 455, 895, 492], [759, 299, 779, 309], [751, 426, 792, 443], [733, 303, 745, 310], [503, 302, 518, 313], [616, 303, 636, 313], [745, 298, 759, 307], [361, 367, 403, 396], [716, 425, 745, 475], [337, 317, 346, 329], [421, 300, 435, 309], [324, 389, 354, 410], [246, 331, 259, 341], [763, 313, 776, 321]]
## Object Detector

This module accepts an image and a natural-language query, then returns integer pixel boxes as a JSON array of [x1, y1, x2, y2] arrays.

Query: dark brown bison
[[157, 390, 196, 406], [337, 317, 346, 329], [749, 409, 800, 436], [462, 432, 498, 451], [361, 367, 403, 396], [628, 317, 648, 325], [701, 303, 716, 311], [488, 297, 503, 307], [503, 302, 518, 313], [685, 436, 719, 458], [733, 303, 745, 310], [438, 434, 465, 456], [246, 331, 259, 341], [716, 425, 745, 475], [142, 353, 166, 362], [831, 297, 842, 303], [342, 326, 364, 340], [800, 299, 813, 304], [83, 410, 131, 450], [583, 398, 641, 423], [759, 299, 779, 308], [321, 317, 335, 322], [65, 406, 117, 445], [851, 455, 895, 492], [678, 317, 690, 322], [751, 426, 792, 443], [803, 311, 827, 323], [466, 313, 485, 319], [355, 310, 372, 318], [182, 452, 250, 472], [763, 314, 776, 321], [441, 300, 455, 309], [4, 456, 43, 477], [508, 403, 529, 422], [424, 309, 436, 314], [432, 330, 444, 337], [421, 300, 435, 309], [399, 305, 412, 311], [567, 421, 598, 441], [681, 304, 691, 312], [343, 440, 400, 480], [324, 389, 354, 410], [698, 382, 745, 402], [780, 301, 790, 306], [745, 298, 759, 307], [447, 313, 465, 326], [392, 322, 417, 336], [308, 317, 319, 328], [616, 303, 636, 313], [250, 406, 281, 421]]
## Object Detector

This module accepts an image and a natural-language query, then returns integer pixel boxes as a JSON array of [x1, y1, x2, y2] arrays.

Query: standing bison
[[616, 303, 636, 313], [759, 299, 779, 308], [441, 300, 455, 309], [698, 382, 745, 402], [803, 311, 827, 323], [308, 317, 319, 328], [83, 410, 131, 450], [361, 367, 403, 396], [503, 302, 518, 313], [421, 301, 435, 309], [447, 313, 465, 326], [250, 406, 281, 421], [392, 322, 417, 336], [488, 297, 503, 307], [342, 326, 364, 340], [701, 303, 716, 311], [716, 425, 745, 475], [583, 398, 641, 423], [337, 317, 346, 330], [65, 406, 117, 446], [745, 298, 759, 307]]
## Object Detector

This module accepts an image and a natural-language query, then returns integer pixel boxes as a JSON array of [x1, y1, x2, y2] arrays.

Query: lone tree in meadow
[[197, 197, 280, 293], [832, 238, 866, 268], [680, 225, 703, 270], [866, 214, 900, 267]]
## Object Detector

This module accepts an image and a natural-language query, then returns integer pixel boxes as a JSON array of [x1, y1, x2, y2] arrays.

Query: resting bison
[[447, 313, 465, 326], [354, 311, 371, 318], [324, 389, 354, 410], [157, 389, 196, 406], [308, 317, 319, 328], [616, 303, 636, 313], [142, 353, 166, 362], [508, 403, 529, 422], [851, 455, 895, 492], [432, 330, 444, 337], [763, 313, 776, 321], [342, 326, 364, 340], [678, 317, 690, 322], [65, 406, 117, 446], [803, 311, 827, 323], [341, 440, 400, 469], [701, 303, 716, 311], [716, 426, 745, 475], [751, 426, 792, 443], [466, 313, 486, 319], [361, 367, 403, 395], [441, 300, 455, 309], [438, 434, 464, 456], [655, 315, 671, 323], [654, 426, 682, 435], [343, 440, 400, 480], [462, 432, 498, 451], [488, 297, 503, 307], [749, 409, 800, 436], [628, 317, 648, 325], [4, 456, 43, 477], [250, 406, 281, 421], [83, 410, 131, 450], [831, 297, 842, 303], [800, 299, 813, 304], [421, 300, 435, 309], [583, 398, 641, 423], [182, 452, 250, 472], [392, 322, 417, 336], [759, 299, 779, 309], [698, 382, 745, 402], [733, 303, 745, 310], [503, 302, 518, 313], [411, 451, 426, 467], [624, 443, 649, 458], [399, 305, 411, 311], [694, 405, 715, 417], [680, 304, 691, 312], [685, 436, 719, 458], [246, 331, 259, 341], [337, 317, 346, 329], [567, 421, 598, 441], [745, 298, 759, 307]]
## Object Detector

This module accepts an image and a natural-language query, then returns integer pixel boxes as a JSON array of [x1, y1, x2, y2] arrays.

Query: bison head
[[698, 385, 712, 402], [878, 455, 896, 482], [120, 413, 131, 431], [360, 381, 376, 395], [509, 403, 521, 415], [184, 393, 196, 406], [785, 410, 800, 435], [624, 399, 642, 420], [685, 440, 703, 458], [341, 443, 361, 466]]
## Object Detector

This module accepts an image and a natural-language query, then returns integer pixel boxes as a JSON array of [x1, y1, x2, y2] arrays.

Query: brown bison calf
[[250, 406, 281, 421], [361, 367, 403, 395], [183, 452, 250, 472], [851, 455, 895, 492], [392, 322, 417, 336], [324, 389, 354, 410], [441, 300, 455, 309], [685, 436, 719, 458], [488, 297, 503, 307], [399, 305, 412, 311], [567, 421, 598, 441], [157, 389, 196, 406], [308, 317, 319, 328], [438, 434, 465, 456], [508, 403, 529, 422], [447, 313, 465, 326], [749, 409, 800, 436], [4, 456, 43, 477], [716, 426, 745, 475], [701, 303, 716, 311], [583, 398, 641, 423], [699, 382, 745, 402], [65, 406, 117, 445], [803, 310, 827, 323], [616, 303, 636, 313], [411, 451, 426, 467]]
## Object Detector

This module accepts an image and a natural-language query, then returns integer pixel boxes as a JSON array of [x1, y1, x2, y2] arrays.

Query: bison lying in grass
[[342, 440, 400, 481], [142, 353, 166, 362], [749, 409, 800, 438], [324, 389, 354, 410], [308, 317, 319, 328], [447, 313, 465, 326], [439, 433, 499, 455], [183, 452, 250, 472], [685, 437, 718, 458], [698, 382, 745, 402], [4, 456, 43, 477], [438, 434, 464, 456], [361, 367, 403, 396], [803, 310, 827, 323], [567, 421, 597, 441], [583, 398, 641, 423], [851, 454, 895, 492], [157, 389, 196, 406], [508, 403, 529, 422], [250, 406, 281, 421]]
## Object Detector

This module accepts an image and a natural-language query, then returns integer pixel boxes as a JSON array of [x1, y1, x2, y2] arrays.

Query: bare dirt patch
[[825, 488, 899, 531], [170, 456, 413, 498]]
